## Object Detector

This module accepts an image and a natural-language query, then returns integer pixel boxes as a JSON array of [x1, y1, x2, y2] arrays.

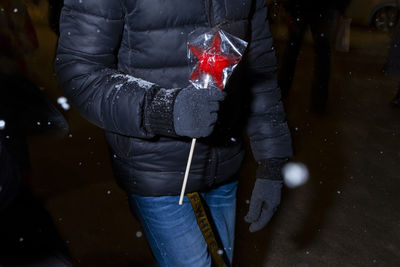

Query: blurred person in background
[[0, 1, 72, 265], [0, 0, 68, 181], [384, 19, 400, 108], [0, 0, 40, 180], [278, 0, 351, 113]]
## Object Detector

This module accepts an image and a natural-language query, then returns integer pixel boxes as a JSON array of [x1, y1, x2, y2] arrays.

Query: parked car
[[346, 0, 399, 31], [267, 0, 400, 32]]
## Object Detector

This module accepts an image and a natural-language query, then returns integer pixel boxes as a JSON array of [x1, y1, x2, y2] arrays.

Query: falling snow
[[282, 162, 309, 188], [58, 96, 70, 110], [0, 120, 5, 130]]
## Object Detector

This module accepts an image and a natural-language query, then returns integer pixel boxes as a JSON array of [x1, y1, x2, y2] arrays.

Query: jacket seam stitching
[[64, 6, 122, 21]]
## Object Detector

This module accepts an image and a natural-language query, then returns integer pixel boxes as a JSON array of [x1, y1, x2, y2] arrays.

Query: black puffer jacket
[[55, 0, 292, 196]]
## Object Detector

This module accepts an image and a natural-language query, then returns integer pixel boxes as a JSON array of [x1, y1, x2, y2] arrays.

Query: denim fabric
[[128, 181, 238, 267]]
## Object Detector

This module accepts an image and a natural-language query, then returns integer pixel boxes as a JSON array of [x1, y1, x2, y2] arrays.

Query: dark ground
[[3, 2, 399, 266]]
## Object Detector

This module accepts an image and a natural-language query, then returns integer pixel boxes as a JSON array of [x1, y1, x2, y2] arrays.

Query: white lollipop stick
[[179, 138, 197, 205], [179, 75, 211, 205]]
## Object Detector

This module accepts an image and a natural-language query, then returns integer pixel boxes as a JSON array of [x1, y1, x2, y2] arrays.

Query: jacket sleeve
[[54, 0, 177, 138], [245, 0, 293, 161]]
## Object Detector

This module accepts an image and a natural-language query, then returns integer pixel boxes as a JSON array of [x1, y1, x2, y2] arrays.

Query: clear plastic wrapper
[[187, 29, 248, 90]]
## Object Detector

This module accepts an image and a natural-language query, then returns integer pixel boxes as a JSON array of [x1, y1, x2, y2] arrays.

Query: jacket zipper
[[205, 0, 229, 29], [205, 0, 212, 27]]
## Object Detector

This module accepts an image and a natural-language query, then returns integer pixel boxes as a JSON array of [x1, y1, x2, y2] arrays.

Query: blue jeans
[[128, 181, 238, 267]]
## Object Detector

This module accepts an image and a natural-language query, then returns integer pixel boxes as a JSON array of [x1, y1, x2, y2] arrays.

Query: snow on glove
[[245, 158, 287, 232], [173, 85, 225, 138]]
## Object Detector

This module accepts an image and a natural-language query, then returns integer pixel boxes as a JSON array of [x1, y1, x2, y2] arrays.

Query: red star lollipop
[[188, 30, 242, 90], [179, 29, 247, 206]]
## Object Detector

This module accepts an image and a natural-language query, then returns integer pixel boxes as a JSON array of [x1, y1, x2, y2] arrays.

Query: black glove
[[245, 158, 287, 232], [145, 84, 225, 138], [173, 85, 225, 138]]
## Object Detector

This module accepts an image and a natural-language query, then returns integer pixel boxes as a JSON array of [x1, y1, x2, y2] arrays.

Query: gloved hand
[[173, 85, 225, 138], [245, 158, 287, 232]]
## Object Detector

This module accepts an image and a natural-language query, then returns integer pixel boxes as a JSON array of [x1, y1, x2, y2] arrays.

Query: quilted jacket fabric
[[55, 0, 292, 196]]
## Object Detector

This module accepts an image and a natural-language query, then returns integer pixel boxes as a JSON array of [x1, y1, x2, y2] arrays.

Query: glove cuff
[[256, 158, 288, 180], [144, 87, 181, 137]]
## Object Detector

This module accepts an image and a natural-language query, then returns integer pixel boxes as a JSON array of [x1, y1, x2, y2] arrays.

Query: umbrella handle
[[179, 138, 197, 205]]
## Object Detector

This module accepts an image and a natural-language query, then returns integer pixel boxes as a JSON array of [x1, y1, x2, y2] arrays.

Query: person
[[0, 1, 72, 265], [384, 20, 400, 108], [0, 0, 68, 180], [0, 0, 39, 179], [55, 0, 293, 266], [278, 0, 350, 112]]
